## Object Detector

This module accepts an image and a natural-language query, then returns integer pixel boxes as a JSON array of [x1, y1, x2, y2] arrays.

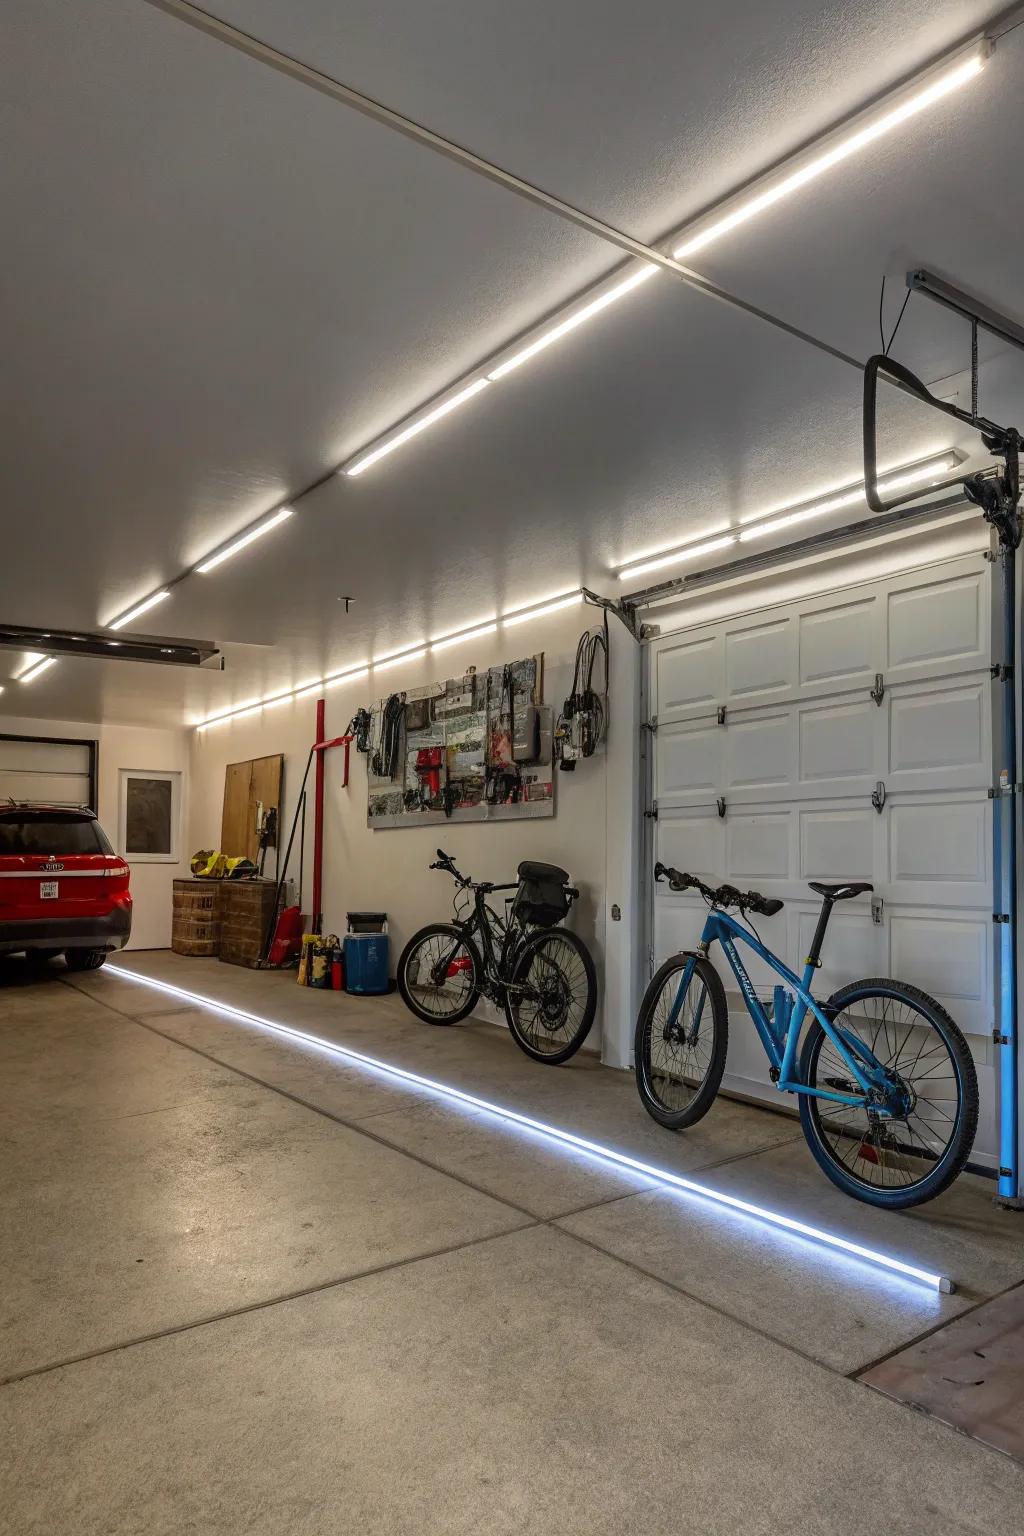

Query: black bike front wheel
[[634, 954, 728, 1129], [504, 927, 597, 1064], [798, 979, 979, 1209], [396, 924, 482, 1025]]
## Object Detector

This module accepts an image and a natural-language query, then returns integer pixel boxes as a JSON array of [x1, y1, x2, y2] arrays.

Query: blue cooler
[[344, 913, 389, 995]]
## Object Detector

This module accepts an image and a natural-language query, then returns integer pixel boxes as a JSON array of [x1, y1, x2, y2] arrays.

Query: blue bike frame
[[670, 909, 893, 1108]]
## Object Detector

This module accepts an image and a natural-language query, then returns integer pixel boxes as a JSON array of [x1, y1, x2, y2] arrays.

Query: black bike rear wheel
[[504, 928, 597, 1063], [397, 924, 481, 1025]]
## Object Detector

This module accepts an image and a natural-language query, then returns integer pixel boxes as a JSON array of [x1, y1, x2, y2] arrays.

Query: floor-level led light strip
[[105, 966, 953, 1294]]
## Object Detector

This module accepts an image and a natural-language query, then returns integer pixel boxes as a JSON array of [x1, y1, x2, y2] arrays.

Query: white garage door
[[0, 737, 94, 807], [646, 553, 997, 1164]]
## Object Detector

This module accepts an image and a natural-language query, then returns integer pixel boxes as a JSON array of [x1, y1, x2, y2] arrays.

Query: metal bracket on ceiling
[[581, 588, 637, 637], [0, 623, 220, 668]]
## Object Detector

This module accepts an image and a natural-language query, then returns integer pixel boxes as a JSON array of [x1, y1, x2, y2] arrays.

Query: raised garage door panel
[[0, 738, 93, 806], [647, 553, 996, 1163]]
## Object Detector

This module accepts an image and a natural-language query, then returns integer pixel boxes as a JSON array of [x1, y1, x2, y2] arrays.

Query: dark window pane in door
[[125, 778, 172, 855]]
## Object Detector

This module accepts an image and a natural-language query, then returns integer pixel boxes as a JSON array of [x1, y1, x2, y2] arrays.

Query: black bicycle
[[396, 849, 597, 1064]]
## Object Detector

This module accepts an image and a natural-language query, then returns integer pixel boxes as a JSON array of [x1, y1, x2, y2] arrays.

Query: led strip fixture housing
[[196, 588, 583, 729], [340, 48, 986, 480], [105, 966, 954, 1293], [614, 451, 963, 582]]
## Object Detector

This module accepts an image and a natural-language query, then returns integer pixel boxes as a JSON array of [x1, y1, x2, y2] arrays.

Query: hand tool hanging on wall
[[371, 693, 405, 779], [347, 708, 373, 754], [554, 614, 609, 770]]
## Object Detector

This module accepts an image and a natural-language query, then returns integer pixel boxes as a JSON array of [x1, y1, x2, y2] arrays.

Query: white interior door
[[645, 554, 997, 1163]]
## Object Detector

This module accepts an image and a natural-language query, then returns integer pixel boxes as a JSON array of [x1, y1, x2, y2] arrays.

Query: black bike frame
[[451, 883, 521, 997]]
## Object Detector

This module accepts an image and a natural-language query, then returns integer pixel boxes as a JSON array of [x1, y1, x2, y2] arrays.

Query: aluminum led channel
[[487, 265, 658, 380], [337, 52, 983, 483], [16, 656, 57, 683], [196, 507, 294, 574], [108, 590, 171, 631], [673, 54, 985, 260], [502, 591, 583, 626], [345, 379, 491, 477], [617, 534, 737, 582], [106, 966, 953, 1293], [431, 622, 498, 652], [737, 454, 959, 543]]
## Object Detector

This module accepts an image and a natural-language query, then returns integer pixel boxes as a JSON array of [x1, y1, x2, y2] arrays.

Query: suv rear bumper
[[0, 907, 132, 955]]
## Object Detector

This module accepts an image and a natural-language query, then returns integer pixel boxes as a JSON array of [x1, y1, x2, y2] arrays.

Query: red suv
[[0, 804, 132, 969]]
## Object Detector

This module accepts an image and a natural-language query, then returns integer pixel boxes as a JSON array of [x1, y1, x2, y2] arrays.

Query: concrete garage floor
[[2, 952, 1024, 1533]]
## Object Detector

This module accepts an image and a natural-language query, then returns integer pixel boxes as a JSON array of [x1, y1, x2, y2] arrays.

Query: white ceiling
[[1, 0, 1022, 727]]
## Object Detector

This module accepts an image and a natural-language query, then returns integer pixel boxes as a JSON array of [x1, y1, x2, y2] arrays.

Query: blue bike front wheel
[[634, 954, 728, 1129]]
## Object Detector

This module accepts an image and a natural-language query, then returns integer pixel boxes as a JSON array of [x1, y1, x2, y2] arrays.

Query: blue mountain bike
[[635, 863, 978, 1208]]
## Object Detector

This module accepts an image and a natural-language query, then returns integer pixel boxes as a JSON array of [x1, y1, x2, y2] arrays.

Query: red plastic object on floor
[[268, 905, 304, 967], [331, 950, 344, 990]]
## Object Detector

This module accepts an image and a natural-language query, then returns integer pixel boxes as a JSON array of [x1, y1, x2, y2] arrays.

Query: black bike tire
[[798, 978, 979, 1209], [634, 954, 728, 1129], [396, 924, 482, 1026], [503, 927, 597, 1064]]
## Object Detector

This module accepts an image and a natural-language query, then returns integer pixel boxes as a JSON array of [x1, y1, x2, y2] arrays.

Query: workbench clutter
[[365, 654, 555, 828]]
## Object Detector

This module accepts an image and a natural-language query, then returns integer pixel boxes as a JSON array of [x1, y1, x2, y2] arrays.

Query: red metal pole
[[312, 697, 325, 934]]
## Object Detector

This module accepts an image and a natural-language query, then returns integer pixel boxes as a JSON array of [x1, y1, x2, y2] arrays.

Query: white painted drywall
[[189, 605, 628, 1055], [0, 712, 190, 950]]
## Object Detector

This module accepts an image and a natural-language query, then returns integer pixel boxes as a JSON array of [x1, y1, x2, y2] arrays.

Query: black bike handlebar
[[653, 861, 776, 917], [430, 850, 579, 903]]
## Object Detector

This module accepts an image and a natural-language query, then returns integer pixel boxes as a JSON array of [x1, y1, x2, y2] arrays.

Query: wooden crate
[[218, 879, 278, 968], [171, 879, 224, 957]]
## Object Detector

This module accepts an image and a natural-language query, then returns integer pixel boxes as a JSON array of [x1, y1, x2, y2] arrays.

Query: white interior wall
[[189, 605, 627, 1054], [0, 712, 190, 950]]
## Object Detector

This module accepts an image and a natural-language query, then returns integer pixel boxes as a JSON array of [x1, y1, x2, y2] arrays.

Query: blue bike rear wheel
[[634, 954, 728, 1129], [798, 979, 978, 1208]]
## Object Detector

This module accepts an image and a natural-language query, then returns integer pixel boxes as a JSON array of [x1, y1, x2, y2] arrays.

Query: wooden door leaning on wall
[[221, 754, 283, 865]]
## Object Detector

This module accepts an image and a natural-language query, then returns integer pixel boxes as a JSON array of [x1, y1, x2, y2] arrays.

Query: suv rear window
[[0, 813, 111, 856]]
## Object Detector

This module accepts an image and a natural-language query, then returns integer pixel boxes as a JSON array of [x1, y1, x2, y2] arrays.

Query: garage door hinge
[[644, 802, 659, 820], [990, 663, 1014, 682], [870, 673, 885, 706], [717, 705, 727, 725], [871, 781, 886, 814], [640, 715, 658, 734]]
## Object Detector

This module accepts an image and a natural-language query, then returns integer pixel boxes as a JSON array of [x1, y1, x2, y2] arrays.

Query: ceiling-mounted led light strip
[[615, 452, 962, 581], [431, 621, 498, 652], [617, 534, 738, 582], [107, 589, 171, 631], [338, 47, 985, 479], [372, 647, 429, 671], [346, 379, 491, 478], [196, 661, 372, 731], [673, 53, 985, 260], [16, 656, 58, 684], [486, 265, 659, 381], [737, 453, 961, 543], [502, 589, 583, 625], [105, 965, 955, 1293], [195, 506, 294, 574], [194, 591, 587, 729]]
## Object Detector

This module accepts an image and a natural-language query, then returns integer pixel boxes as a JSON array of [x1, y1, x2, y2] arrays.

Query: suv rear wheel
[[64, 949, 107, 972]]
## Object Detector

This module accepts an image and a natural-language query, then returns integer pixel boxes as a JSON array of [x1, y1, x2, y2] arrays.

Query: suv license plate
[[39, 881, 58, 899]]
